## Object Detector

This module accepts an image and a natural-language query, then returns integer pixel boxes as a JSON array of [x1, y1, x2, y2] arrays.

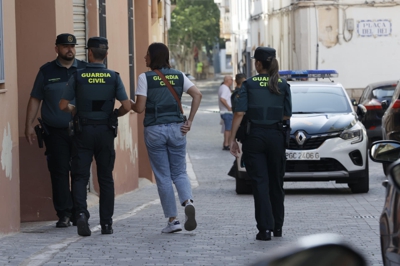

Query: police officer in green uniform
[[25, 33, 87, 228], [59, 37, 131, 237], [229, 47, 292, 241]]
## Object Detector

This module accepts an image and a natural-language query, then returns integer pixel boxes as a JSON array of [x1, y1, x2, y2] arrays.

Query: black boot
[[76, 213, 91, 237], [273, 228, 282, 237], [256, 230, 271, 241], [56, 216, 71, 228], [101, 224, 113, 234]]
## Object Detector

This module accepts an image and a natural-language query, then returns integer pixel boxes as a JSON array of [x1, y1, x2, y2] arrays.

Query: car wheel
[[236, 177, 252, 195], [348, 158, 369, 193], [382, 162, 390, 176]]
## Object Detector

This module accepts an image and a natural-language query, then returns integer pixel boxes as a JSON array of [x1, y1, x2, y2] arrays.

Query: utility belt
[[251, 122, 281, 130], [244, 120, 291, 148], [80, 118, 109, 125], [69, 109, 119, 137]]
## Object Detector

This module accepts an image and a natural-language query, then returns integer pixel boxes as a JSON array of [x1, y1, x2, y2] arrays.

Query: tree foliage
[[169, 0, 220, 71]]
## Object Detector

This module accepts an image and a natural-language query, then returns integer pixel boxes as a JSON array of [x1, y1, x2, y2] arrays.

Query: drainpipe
[[315, 43, 319, 70]]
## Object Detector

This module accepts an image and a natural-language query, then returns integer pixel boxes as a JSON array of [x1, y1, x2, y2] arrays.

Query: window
[[0, 0, 4, 83]]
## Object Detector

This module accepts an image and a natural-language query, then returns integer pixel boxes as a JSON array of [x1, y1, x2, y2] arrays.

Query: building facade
[[0, 0, 171, 234], [228, 0, 400, 98]]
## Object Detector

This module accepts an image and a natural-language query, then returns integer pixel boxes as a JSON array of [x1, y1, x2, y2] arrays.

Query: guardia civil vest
[[245, 75, 289, 125], [144, 68, 185, 127], [75, 67, 117, 120]]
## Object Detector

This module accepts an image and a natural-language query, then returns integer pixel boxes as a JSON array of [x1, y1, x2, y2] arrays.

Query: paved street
[[1, 78, 386, 266]]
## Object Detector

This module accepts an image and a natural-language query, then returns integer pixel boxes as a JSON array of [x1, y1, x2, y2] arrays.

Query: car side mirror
[[251, 234, 366, 266], [369, 140, 400, 163], [356, 104, 367, 119], [381, 100, 388, 111]]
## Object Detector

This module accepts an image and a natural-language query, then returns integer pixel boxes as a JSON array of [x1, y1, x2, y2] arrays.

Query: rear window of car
[[291, 85, 352, 113], [372, 86, 395, 101]]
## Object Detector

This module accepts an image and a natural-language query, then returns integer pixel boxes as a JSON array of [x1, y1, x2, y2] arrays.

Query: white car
[[233, 70, 369, 194]]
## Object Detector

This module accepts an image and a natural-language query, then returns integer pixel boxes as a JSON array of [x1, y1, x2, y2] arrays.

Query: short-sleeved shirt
[[62, 63, 128, 118], [234, 75, 292, 124], [218, 84, 232, 112], [135, 71, 194, 97], [30, 59, 87, 128]]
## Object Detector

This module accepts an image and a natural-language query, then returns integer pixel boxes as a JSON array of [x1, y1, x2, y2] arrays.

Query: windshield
[[291, 85, 353, 113]]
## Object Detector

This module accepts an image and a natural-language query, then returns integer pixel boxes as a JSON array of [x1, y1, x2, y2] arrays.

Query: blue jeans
[[144, 122, 193, 218]]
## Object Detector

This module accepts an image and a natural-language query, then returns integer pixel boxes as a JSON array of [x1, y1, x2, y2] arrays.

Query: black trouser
[[71, 125, 116, 225], [43, 126, 74, 219], [242, 126, 286, 232]]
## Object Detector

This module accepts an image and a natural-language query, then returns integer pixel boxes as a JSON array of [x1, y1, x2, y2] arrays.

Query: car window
[[291, 86, 352, 113], [372, 86, 395, 101]]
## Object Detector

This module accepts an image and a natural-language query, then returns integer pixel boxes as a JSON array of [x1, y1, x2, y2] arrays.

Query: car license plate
[[286, 151, 320, 160]]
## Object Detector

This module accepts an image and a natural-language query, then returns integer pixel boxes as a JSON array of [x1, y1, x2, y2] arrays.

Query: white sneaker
[[184, 201, 197, 231], [161, 219, 182, 233]]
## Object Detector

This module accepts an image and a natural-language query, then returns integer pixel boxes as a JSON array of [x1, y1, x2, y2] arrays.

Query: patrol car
[[234, 70, 369, 194]]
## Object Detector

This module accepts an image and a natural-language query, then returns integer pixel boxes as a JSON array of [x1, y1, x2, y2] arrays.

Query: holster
[[108, 109, 119, 137], [282, 120, 291, 148], [73, 115, 82, 135], [68, 120, 74, 136], [34, 118, 49, 148], [34, 125, 44, 148], [246, 119, 251, 136]]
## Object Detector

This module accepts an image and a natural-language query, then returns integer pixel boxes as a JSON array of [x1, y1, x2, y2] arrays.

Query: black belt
[[81, 118, 109, 125], [251, 123, 280, 130], [44, 124, 68, 130]]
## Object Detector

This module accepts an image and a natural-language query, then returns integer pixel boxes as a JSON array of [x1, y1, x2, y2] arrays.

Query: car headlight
[[340, 129, 363, 144]]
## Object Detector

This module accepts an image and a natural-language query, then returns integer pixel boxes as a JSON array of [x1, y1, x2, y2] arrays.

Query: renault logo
[[295, 131, 307, 145]]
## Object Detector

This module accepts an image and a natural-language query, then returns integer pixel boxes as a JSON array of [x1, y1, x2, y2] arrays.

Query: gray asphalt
[[0, 77, 385, 266]]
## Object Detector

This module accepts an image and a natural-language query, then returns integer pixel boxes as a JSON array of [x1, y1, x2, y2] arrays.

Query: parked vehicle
[[369, 140, 400, 266], [381, 81, 400, 175], [251, 233, 367, 266], [358, 80, 397, 145], [233, 70, 369, 194]]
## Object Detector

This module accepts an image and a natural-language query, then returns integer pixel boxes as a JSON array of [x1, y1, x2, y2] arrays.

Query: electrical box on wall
[[346, 19, 354, 31]]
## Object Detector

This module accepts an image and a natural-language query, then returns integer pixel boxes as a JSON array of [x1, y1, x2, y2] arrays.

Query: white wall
[[267, 0, 400, 92]]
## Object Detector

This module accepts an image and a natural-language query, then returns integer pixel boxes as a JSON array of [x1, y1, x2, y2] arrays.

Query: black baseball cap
[[85, 37, 108, 49], [251, 47, 276, 61], [55, 33, 77, 45]]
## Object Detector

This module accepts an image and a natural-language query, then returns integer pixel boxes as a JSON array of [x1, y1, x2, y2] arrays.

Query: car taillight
[[364, 100, 382, 110], [392, 99, 400, 109], [365, 105, 382, 110]]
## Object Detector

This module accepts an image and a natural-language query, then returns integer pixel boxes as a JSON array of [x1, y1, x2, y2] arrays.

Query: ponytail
[[261, 58, 280, 95]]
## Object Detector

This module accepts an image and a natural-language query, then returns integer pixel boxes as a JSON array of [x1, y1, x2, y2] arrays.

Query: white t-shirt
[[135, 72, 195, 96], [218, 84, 232, 112]]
